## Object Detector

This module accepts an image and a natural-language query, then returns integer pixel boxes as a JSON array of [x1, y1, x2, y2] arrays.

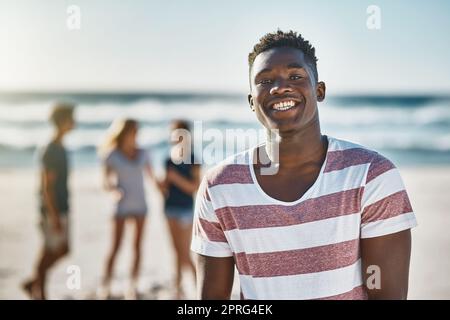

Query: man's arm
[[102, 164, 116, 191], [42, 168, 61, 232], [102, 164, 125, 203], [145, 163, 168, 196], [167, 165, 201, 195], [361, 229, 412, 299], [196, 254, 235, 299]]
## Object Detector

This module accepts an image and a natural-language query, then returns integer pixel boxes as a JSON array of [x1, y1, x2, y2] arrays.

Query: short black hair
[[248, 30, 319, 82]]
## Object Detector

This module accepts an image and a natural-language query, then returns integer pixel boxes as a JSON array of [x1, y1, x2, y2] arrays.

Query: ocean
[[1, 92, 449, 171]]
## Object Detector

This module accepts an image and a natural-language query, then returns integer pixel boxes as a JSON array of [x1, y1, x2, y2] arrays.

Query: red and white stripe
[[191, 136, 417, 299]]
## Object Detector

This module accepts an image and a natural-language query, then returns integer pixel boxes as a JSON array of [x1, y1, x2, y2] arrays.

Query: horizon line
[[1, 89, 450, 99]]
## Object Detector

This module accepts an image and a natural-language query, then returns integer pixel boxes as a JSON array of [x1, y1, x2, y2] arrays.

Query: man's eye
[[259, 79, 273, 85], [290, 75, 303, 80]]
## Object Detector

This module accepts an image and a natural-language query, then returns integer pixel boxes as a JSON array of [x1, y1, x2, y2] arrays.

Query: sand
[[0, 165, 449, 299]]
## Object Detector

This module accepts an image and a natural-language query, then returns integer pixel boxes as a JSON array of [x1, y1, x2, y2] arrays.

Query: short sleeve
[[165, 157, 173, 170], [360, 153, 417, 238], [42, 145, 58, 171], [190, 176, 233, 257], [141, 149, 151, 166], [103, 151, 116, 168]]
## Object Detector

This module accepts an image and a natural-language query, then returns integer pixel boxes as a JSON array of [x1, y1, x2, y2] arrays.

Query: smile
[[271, 99, 300, 111]]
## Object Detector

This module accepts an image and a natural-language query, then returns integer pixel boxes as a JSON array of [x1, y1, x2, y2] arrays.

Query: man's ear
[[316, 81, 326, 102], [248, 94, 255, 112]]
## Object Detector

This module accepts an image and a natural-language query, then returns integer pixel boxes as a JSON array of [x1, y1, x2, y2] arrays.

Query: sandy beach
[[0, 165, 449, 300]]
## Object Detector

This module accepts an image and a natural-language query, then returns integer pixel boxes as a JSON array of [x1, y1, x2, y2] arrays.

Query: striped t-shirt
[[191, 136, 417, 300]]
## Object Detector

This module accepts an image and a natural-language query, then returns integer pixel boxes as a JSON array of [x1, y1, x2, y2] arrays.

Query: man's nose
[[269, 78, 293, 95]]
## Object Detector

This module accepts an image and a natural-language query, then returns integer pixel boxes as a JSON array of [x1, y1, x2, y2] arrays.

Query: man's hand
[[166, 167, 201, 195], [112, 187, 124, 202], [156, 180, 169, 198], [166, 168, 178, 182]]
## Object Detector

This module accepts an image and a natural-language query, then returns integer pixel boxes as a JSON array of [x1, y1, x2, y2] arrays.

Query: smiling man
[[191, 30, 417, 300]]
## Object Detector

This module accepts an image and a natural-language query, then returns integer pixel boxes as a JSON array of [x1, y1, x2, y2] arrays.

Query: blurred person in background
[[22, 103, 76, 300], [160, 120, 200, 299], [98, 119, 158, 299]]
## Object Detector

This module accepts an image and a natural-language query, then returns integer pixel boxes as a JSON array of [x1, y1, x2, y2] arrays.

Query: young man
[[23, 103, 75, 299], [191, 30, 417, 300]]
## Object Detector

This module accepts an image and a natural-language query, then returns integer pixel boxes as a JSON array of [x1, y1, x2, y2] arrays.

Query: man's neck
[[52, 130, 65, 145], [264, 119, 326, 170]]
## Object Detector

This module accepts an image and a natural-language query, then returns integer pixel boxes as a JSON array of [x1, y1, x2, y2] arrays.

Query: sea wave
[[0, 94, 449, 166]]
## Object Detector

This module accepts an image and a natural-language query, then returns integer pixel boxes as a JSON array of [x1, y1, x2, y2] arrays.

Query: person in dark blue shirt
[[160, 120, 200, 299]]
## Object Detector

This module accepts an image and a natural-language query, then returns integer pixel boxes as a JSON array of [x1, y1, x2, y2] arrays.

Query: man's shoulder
[[202, 148, 254, 188], [328, 136, 396, 174], [41, 141, 65, 158], [41, 141, 56, 152], [138, 148, 150, 160], [330, 136, 372, 154], [329, 136, 388, 162]]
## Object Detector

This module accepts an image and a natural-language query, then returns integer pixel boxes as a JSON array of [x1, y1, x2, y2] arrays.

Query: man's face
[[248, 47, 325, 134], [60, 115, 75, 133]]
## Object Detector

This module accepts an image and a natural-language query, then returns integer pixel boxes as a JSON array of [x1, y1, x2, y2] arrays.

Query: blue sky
[[1, 0, 449, 94]]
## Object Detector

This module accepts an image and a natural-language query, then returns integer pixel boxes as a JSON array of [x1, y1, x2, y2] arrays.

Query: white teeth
[[273, 100, 296, 111]]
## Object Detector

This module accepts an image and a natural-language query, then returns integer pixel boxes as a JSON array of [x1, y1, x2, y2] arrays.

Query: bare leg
[[22, 247, 53, 300], [178, 222, 196, 280], [101, 217, 125, 296], [24, 244, 69, 300], [22, 279, 34, 299], [122, 215, 146, 300], [131, 216, 146, 283], [177, 222, 196, 295], [167, 218, 195, 299], [167, 218, 183, 298]]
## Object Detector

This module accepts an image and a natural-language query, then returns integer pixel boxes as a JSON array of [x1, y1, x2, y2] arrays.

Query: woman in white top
[[98, 118, 157, 299]]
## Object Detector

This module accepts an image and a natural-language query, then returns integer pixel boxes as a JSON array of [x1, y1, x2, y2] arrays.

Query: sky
[[1, 0, 450, 95]]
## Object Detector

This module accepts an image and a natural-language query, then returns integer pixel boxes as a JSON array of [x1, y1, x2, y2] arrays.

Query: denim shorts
[[165, 206, 194, 225]]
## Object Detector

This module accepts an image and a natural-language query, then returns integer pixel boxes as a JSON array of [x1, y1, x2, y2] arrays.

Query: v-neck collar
[[248, 135, 332, 206]]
